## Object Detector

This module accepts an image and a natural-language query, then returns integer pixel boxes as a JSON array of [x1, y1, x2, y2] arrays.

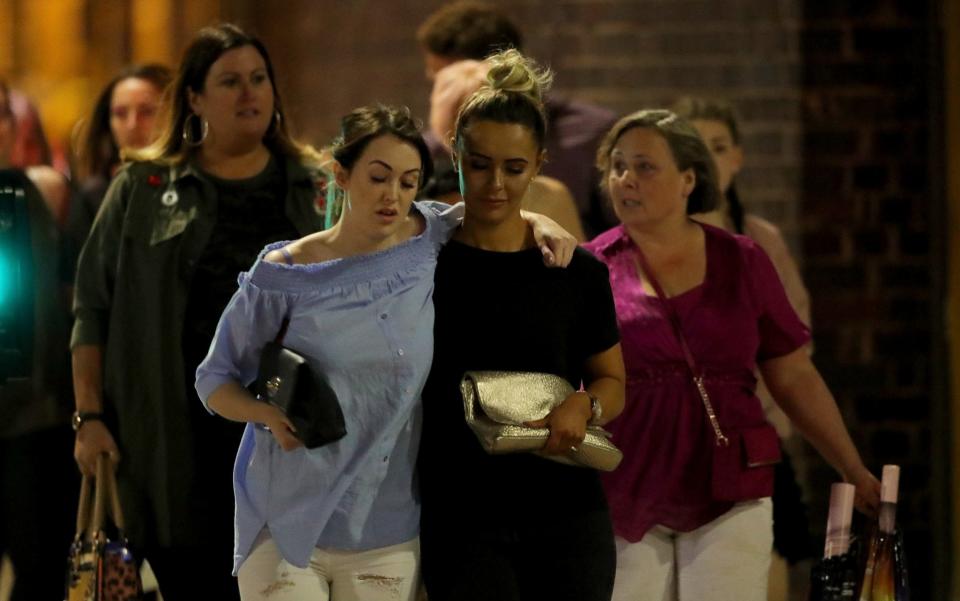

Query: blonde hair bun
[[484, 48, 553, 105]]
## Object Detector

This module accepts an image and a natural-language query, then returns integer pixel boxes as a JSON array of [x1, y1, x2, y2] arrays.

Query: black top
[[178, 156, 298, 536], [181, 155, 297, 390], [419, 241, 620, 540]]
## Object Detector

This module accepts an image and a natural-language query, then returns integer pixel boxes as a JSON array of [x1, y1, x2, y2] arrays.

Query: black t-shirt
[[419, 241, 620, 539], [179, 156, 298, 502], [181, 156, 297, 384]]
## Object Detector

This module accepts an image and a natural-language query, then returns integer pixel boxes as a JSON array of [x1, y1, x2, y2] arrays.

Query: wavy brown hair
[[74, 64, 172, 182]]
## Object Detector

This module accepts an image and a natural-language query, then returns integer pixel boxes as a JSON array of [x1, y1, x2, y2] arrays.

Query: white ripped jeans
[[612, 498, 773, 601], [237, 529, 420, 601]]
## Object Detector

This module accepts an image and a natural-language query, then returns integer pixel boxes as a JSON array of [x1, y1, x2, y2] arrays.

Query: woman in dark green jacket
[[71, 23, 324, 600]]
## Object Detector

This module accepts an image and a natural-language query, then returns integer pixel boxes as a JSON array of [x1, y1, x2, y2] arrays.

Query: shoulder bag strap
[[274, 317, 290, 345], [272, 248, 295, 345], [633, 245, 729, 447]]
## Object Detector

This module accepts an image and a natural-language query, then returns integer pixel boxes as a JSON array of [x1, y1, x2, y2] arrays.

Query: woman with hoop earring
[[71, 23, 325, 600]]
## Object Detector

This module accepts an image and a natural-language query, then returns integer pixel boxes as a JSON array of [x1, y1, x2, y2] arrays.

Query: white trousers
[[613, 498, 773, 601], [237, 530, 420, 601]]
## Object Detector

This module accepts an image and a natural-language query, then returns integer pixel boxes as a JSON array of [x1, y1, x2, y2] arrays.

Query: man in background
[[417, 1, 619, 237]]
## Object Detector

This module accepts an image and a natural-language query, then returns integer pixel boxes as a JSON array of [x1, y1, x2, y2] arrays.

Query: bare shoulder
[[532, 175, 572, 198], [743, 214, 790, 256], [265, 230, 336, 265], [524, 175, 587, 241], [263, 247, 292, 264]]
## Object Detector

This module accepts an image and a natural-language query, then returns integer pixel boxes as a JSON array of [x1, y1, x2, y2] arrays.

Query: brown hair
[[596, 109, 721, 215], [416, 1, 522, 60], [453, 49, 551, 152], [74, 64, 172, 182], [128, 23, 311, 165], [324, 105, 433, 227], [672, 96, 747, 231]]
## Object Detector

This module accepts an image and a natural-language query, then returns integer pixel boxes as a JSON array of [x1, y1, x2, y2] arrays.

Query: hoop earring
[[182, 113, 208, 146], [268, 109, 282, 137]]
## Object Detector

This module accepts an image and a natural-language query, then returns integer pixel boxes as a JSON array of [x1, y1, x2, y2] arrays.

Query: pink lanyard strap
[[632, 245, 730, 447]]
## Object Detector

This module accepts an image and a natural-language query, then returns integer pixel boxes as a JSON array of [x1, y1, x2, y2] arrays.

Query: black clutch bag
[[253, 317, 346, 449]]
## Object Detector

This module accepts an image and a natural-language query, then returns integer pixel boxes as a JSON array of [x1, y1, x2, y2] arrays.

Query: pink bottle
[[824, 482, 856, 558]]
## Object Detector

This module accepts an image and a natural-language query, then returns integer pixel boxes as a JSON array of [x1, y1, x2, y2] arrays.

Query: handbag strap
[[272, 248, 295, 345], [633, 245, 729, 447], [90, 454, 109, 539], [103, 456, 127, 532], [84, 454, 128, 541], [74, 473, 93, 542], [274, 317, 290, 345]]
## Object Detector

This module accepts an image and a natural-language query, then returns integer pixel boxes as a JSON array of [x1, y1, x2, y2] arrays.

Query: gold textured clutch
[[460, 370, 622, 471]]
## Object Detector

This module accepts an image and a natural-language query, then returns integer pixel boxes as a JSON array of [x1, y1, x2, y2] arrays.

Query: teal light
[[0, 253, 8, 306]]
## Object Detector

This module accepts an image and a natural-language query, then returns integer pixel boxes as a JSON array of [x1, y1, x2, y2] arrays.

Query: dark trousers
[[421, 508, 616, 601], [141, 543, 239, 601], [772, 446, 815, 563], [0, 425, 79, 601], [132, 432, 241, 601]]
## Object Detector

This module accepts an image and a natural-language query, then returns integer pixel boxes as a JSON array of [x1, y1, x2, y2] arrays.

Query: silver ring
[[569, 446, 579, 452]]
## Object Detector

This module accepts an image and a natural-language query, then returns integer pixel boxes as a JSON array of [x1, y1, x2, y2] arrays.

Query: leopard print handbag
[[65, 454, 143, 601]]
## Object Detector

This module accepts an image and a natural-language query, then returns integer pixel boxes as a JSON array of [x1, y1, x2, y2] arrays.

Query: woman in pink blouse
[[583, 109, 880, 601]]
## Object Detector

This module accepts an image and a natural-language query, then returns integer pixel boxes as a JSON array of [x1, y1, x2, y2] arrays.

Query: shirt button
[[380, 313, 388, 320], [397, 349, 404, 356], [382, 456, 389, 462]]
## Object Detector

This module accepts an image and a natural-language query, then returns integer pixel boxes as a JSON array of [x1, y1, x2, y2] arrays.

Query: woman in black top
[[418, 49, 626, 601]]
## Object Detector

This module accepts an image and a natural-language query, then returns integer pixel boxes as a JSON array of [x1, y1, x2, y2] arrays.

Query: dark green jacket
[[71, 157, 324, 546]]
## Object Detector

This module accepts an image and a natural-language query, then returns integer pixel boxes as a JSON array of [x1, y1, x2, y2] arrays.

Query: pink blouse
[[584, 223, 810, 541]]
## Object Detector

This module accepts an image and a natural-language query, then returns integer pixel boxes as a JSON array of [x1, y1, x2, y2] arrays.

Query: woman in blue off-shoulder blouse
[[194, 105, 574, 601]]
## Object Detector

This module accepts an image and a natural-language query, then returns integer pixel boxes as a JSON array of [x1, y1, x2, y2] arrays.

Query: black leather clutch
[[254, 326, 346, 449]]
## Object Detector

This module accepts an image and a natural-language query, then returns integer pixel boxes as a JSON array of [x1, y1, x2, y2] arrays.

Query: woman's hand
[[208, 381, 302, 451], [259, 404, 303, 452], [845, 463, 881, 517], [525, 392, 592, 455], [522, 210, 577, 268], [75, 420, 120, 477]]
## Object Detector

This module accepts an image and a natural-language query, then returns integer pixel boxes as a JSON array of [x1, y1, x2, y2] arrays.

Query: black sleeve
[[574, 248, 620, 358]]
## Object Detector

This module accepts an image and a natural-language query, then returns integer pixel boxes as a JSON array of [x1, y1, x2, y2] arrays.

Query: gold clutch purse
[[460, 370, 622, 471]]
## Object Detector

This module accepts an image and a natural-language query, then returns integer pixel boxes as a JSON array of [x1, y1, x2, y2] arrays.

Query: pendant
[[161, 189, 179, 207]]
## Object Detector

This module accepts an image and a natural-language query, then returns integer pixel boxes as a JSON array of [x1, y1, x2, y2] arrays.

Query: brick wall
[[799, 1, 940, 597], [233, 0, 804, 239]]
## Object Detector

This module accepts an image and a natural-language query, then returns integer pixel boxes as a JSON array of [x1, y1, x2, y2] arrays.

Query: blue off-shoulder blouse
[[195, 201, 462, 574]]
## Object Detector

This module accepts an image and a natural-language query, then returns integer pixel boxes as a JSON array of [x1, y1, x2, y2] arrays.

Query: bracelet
[[585, 391, 603, 424]]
